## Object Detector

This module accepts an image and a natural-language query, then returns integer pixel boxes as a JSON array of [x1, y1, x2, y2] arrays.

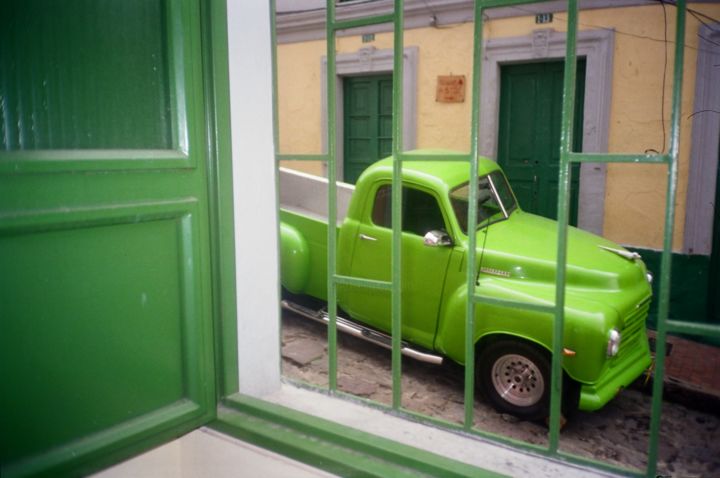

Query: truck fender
[[279, 222, 310, 294], [437, 281, 613, 384]]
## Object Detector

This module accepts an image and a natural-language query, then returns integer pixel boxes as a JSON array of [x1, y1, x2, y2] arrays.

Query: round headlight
[[607, 328, 621, 357]]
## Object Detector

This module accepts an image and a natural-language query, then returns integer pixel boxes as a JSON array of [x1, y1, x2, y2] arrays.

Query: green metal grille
[[272, 1, 720, 476]]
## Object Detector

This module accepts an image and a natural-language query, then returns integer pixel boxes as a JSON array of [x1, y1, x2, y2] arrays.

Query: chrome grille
[[616, 297, 651, 359]]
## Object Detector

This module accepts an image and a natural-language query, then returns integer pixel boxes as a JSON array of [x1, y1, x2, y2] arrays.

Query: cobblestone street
[[282, 311, 720, 477]]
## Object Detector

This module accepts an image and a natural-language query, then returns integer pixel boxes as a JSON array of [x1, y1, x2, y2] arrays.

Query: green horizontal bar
[[333, 274, 392, 290], [0, 149, 193, 174], [284, 376, 545, 456], [473, 295, 555, 315], [332, 13, 394, 32], [567, 152, 670, 164], [276, 154, 328, 162], [216, 398, 506, 478], [666, 320, 720, 338], [398, 153, 471, 162]]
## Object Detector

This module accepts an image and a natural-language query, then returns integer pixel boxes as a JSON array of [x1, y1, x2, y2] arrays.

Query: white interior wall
[[227, 1, 282, 396], [92, 429, 335, 478]]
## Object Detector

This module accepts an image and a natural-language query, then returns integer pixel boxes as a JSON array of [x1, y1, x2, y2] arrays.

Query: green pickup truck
[[279, 149, 652, 420]]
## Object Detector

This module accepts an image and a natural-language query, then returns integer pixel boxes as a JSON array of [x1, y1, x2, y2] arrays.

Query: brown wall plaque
[[436, 75, 466, 103]]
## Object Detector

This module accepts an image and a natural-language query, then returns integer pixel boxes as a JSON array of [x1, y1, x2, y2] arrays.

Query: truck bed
[[279, 167, 355, 300], [279, 167, 354, 226]]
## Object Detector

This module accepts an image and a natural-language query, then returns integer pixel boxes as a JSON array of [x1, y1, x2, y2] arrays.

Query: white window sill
[[263, 383, 615, 478]]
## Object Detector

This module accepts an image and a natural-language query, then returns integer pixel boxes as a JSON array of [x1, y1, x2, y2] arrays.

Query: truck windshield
[[450, 170, 517, 234]]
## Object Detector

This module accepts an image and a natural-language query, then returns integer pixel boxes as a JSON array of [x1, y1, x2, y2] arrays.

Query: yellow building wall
[[276, 3, 720, 250]]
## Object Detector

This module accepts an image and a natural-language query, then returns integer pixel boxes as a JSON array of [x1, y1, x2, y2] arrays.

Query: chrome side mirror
[[423, 230, 453, 247]]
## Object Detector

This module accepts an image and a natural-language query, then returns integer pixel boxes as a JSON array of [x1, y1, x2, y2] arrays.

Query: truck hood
[[477, 210, 649, 292]]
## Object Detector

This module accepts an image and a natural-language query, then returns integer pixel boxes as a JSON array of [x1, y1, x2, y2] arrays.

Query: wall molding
[[683, 24, 720, 255], [480, 28, 614, 235], [277, 0, 665, 44]]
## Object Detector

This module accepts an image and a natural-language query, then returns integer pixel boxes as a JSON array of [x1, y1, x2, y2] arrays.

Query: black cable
[[688, 109, 720, 120], [688, 10, 720, 32], [688, 10, 720, 48], [687, 8, 720, 26], [655, 1, 720, 48], [506, 3, 716, 54], [657, 0, 720, 26]]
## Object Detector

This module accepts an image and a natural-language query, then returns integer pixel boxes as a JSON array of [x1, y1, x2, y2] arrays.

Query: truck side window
[[371, 185, 446, 237]]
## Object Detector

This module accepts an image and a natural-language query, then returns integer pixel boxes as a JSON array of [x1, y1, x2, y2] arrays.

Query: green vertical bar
[[464, 2, 484, 431], [326, 0, 338, 393], [270, 0, 280, 151], [391, 0, 404, 411], [549, 0, 578, 453], [646, 2, 685, 476], [270, 0, 279, 152]]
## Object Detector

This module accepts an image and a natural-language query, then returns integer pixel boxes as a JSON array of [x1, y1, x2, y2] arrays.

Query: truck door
[[345, 183, 453, 350]]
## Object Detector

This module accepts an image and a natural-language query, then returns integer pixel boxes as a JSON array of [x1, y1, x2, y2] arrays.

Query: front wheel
[[478, 339, 576, 421]]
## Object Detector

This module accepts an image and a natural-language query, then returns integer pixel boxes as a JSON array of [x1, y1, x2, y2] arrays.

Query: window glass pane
[[403, 187, 445, 236], [1, 0, 172, 150], [450, 171, 516, 234], [371, 185, 446, 236], [371, 185, 392, 227]]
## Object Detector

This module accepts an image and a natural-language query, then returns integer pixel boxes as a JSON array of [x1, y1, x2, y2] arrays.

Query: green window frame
[[216, 2, 720, 478]]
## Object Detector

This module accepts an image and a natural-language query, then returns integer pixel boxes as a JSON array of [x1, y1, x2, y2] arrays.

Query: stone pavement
[[282, 311, 720, 477]]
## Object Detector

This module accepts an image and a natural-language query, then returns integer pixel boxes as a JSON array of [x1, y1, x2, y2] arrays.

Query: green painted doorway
[[343, 75, 393, 184], [497, 59, 586, 225]]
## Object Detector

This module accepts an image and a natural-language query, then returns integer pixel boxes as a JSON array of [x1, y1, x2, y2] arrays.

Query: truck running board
[[281, 300, 444, 365]]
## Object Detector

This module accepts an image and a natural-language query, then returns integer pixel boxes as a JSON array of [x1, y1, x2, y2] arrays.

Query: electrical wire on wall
[[507, 0, 718, 154], [277, 1, 720, 130], [502, 1, 720, 54]]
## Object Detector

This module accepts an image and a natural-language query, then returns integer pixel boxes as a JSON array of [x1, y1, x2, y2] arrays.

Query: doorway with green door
[[343, 74, 393, 184], [497, 59, 586, 225]]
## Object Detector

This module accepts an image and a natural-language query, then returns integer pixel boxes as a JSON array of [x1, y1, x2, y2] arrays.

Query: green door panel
[[709, 138, 720, 324], [343, 75, 393, 184], [0, 0, 215, 475], [497, 60, 585, 225], [1, 0, 172, 151]]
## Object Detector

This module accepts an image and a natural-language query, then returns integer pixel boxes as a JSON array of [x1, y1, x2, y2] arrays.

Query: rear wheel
[[477, 339, 578, 421]]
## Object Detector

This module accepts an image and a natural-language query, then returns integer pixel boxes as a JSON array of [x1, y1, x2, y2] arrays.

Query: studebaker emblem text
[[480, 266, 511, 278]]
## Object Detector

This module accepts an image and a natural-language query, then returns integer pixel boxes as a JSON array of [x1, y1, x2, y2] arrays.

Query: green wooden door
[[0, 1, 216, 475], [497, 60, 586, 225], [343, 75, 393, 184], [709, 138, 720, 324]]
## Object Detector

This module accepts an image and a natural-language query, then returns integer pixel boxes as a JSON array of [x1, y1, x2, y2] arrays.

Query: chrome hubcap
[[491, 354, 544, 407]]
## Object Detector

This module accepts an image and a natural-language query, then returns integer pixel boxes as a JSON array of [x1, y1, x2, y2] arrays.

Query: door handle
[[359, 233, 377, 241]]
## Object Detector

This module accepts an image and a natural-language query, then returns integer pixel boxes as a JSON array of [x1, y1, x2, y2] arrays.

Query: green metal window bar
[[272, 1, 720, 477]]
